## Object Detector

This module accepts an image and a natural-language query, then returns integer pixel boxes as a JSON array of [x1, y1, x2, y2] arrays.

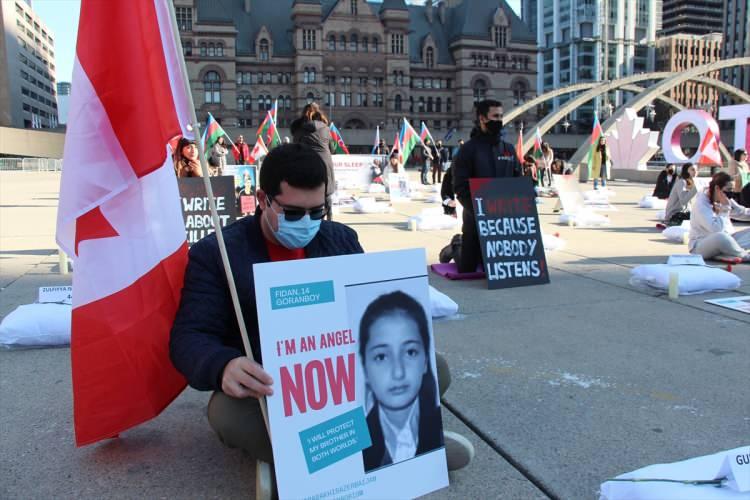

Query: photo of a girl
[[357, 290, 443, 473]]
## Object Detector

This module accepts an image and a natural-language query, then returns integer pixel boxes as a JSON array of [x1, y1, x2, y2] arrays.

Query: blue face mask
[[265, 203, 322, 249]]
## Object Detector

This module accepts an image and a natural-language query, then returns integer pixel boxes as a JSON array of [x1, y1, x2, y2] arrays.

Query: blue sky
[[33, 0, 521, 84]]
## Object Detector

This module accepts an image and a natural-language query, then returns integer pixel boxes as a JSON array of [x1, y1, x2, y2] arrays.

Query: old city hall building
[[175, 0, 537, 147]]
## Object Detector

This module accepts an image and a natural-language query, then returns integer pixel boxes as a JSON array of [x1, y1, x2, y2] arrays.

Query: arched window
[[436, 97, 441, 113], [350, 0, 358, 15], [203, 71, 221, 103], [306, 92, 315, 104], [265, 95, 272, 110], [350, 34, 358, 52], [328, 34, 336, 51], [217, 43, 224, 57], [257, 95, 264, 110], [409, 96, 414, 112], [208, 43, 215, 57], [418, 97, 425, 112], [426, 47, 434, 68], [237, 71, 243, 85], [473, 79, 487, 102], [446, 97, 452, 112], [372, 36, 379, 52], [427, 96, 433, 112], [285, 95, 292, 109], [277, 94, 284, 110], [394, 94, 402, 111], [340, 35, 346, 51], [512, 80, 528, 105], [245, 94, 252, 111], [309, 67, 316, 83], [362, 36, 368, 52], [237, 95, 244, 111], [493, 26, 507, 48], [183, 41, 192, 56], [200, 43, 207, 56], [304, 67, 309, 84], [259, 38, 269, 61]]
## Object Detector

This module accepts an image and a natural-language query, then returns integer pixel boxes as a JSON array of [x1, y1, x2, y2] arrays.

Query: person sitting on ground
[[729, 149, 749, 204], [440, 165, 456, 217], [522, 154, 538, 183], [652, 163, 677, 199], [688, 172, 750, 261], [170, 144, 473, 494], [173, 137, 203, 178], [663, 163, 697, 226]]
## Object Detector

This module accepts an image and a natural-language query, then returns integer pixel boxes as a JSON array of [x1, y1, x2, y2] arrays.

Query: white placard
[[704, 296, 750, 314], [667, 254, 706, 266], [38, 286, 73, 305], [333, 154, 379, 190], [254, 249, 449, 500]]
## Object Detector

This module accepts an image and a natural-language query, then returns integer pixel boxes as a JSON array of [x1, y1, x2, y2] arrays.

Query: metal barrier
[[0, 158, 63, 171]]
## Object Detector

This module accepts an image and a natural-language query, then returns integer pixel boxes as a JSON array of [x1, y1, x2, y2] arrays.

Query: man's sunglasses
[[268, 196, 327, 221]]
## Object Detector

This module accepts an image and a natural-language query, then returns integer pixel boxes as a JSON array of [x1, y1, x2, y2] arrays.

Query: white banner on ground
[[333, 154, 379, 190], [254, 249, 449, 500]]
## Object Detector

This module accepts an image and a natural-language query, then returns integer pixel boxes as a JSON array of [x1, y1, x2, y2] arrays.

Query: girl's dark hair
[[358, 290, 437, 409], [301, 102, 329, 125], [259, 143, 328, 198], [735, 149, 747, 161], [174, 137, 197, 163], [679, 163, 693, 181], [708, 172, 732, 206]]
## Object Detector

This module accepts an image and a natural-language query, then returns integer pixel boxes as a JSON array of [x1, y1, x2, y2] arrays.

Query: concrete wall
[[0, 127, 65, 158]]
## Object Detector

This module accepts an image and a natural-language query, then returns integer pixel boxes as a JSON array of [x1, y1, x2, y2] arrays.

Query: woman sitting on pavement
[[729, 149, 749, 205], [652, 164, 677, 199], [689, 172, 750, 261], [663, 163, 697, 226]]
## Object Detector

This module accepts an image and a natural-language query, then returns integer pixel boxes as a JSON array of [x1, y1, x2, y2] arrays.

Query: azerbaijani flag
[[329, 122, 350, 154], [257, 110, 281, 149], [586, 114, 603, 178], [533, 128, 543, 160], [56, 0, 191, 446], [271, 99, 278, 124], [419, 121, 436, 146], [201, 112, 227, 157], [390, 131, 400, 156], [371, 125, 380, 154], [515, 128, 524, 164], [399, 118, 422, 165]]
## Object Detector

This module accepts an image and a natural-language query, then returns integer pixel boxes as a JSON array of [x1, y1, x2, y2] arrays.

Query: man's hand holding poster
[[254, 249, 448, 499]]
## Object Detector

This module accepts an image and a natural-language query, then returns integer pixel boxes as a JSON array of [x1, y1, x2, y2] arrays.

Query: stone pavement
[[1, 171, 748, 499]]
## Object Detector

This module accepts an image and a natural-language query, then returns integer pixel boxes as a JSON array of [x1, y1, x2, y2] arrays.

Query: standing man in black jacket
[[452, 99, 522, 273]]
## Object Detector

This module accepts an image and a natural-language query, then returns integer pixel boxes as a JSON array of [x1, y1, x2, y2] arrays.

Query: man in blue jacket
[[452, 99, 522, 273], [170, 144, 472, 491]]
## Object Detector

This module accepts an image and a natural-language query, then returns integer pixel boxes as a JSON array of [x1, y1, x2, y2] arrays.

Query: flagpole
[[166, 3, 270, 435]]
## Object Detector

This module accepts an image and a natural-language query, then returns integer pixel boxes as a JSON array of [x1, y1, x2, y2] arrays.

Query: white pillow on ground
[[559, 210, 610, 227], [542, 233, 566, 251], [662, 222, 690, 243], [629, 264, 741, 295], [0, 303, 72, 347], [424, 193, 442, 204], [584, 189, 615, 201], [638, 196, 667, 209], [367, 183, 386, 194], [655, 209, 666, 220], [429, 285, 459, 318], [409, 212, 460, 230], [352, 198, 393, 213]]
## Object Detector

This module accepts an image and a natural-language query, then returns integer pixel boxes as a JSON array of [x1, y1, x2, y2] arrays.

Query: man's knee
[[207, 392, 274, 463]]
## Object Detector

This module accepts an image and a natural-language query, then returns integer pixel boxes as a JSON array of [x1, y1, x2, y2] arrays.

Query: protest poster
[[469, 177, 549, 289], [387, 173, 411, 202], [234, 165, 257, 216], [254, 249, 449, 500], [178, 176, 236, 246], [553, 174, 584, 215], [704, 296, 750, 314], [333, 154, 378, 191]]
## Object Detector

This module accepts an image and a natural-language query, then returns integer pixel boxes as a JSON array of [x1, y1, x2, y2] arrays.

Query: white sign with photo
[[333, 154, 379, 190], [254, 249, 448, 500]]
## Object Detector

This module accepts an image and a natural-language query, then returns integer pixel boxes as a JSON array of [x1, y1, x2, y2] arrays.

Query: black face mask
[[485, 119, 503, 136]]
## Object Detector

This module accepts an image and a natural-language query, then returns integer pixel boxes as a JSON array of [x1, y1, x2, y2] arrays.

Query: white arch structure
[[566, 57, 750, 168]]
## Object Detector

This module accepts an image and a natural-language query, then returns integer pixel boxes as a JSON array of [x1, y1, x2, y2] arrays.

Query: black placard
[[178, 176, 237, 246], [469, 177, 549, 289]]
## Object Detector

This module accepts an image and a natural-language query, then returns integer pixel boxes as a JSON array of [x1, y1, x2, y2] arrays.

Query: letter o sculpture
[[662, 110, 721, 165]]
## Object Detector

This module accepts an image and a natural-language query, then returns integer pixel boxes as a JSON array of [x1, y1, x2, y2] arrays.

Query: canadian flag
[[56, 1, 193, 446], [249, 136, 269, 164]]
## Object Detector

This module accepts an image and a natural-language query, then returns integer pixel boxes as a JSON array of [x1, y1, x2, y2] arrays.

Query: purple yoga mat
[[430, 263, 486, 280]]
